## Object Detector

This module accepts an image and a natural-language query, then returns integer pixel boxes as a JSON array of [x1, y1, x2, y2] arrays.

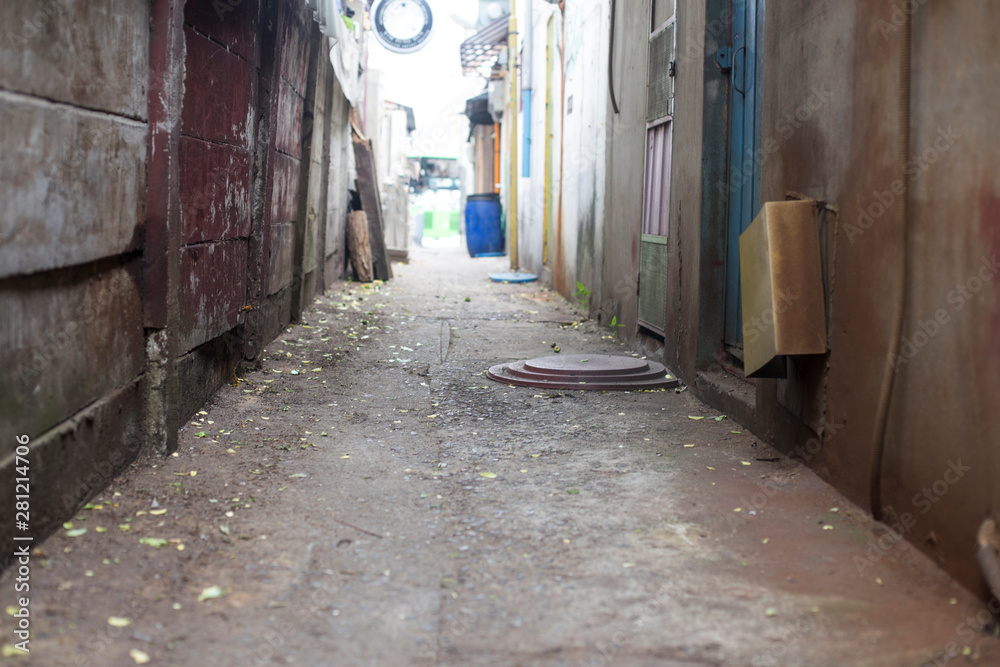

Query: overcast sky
[[366, 0, 489, 158]]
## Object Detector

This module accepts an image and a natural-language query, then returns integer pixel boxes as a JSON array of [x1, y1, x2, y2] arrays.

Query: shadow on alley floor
[[4, 246, 1000, 666]]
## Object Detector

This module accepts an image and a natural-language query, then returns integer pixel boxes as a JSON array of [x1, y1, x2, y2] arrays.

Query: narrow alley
[[5, 1, 1000, 665], [5, 247, 997, 666]]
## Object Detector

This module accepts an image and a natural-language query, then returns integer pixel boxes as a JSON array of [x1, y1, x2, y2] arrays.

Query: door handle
[[732, 45, 746, 96]]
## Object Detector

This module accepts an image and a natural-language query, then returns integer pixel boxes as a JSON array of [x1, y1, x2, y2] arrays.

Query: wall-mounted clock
[[370, 0, 434, 54]]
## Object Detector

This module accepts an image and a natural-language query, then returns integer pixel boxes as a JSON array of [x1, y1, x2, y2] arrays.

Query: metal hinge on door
[[715, 45, 733, 72]]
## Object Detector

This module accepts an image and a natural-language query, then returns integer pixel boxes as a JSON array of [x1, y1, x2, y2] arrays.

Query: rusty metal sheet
[[182, 26, 256, 149], [488, 354, 679, 391]]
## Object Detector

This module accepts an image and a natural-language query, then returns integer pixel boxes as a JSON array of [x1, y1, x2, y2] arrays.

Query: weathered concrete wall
[[599, 0, 650, 325], [515, 0, 609, 302], [325, 73, 353, 286], [562, 0, 609, 308], [818, 1, 998, 595], [0, 0, 151, 567], [1, 0, 351, 571], [662, 0, 714, 381], [884, 2, 1000, 594], [516, 2, 559, 281], [630, 0, 1000, 596], [735, 0, 1000, 596]]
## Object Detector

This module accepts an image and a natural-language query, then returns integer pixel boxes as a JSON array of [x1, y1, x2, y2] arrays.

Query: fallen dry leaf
[[129, 648, 150, 664]]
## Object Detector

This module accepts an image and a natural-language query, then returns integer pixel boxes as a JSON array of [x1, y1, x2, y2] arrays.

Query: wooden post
[[350, 109, 391, 280], [346, 210, 374, 282]]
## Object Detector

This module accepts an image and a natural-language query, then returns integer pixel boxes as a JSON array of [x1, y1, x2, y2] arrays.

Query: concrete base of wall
[[302, 269, 320, 311], [262, 287, 295, 347], [176, 332, 244, 428], [325, 252, 346, 289]]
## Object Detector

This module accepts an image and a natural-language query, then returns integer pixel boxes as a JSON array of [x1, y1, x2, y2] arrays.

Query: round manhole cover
[[487, 354, 679, 391]]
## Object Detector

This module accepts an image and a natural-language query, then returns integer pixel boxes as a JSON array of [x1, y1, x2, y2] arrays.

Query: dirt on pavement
[[3, 246, 999, 667]]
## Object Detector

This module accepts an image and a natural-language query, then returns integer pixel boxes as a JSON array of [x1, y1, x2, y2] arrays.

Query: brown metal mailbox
[[739, 200, 827, 378]]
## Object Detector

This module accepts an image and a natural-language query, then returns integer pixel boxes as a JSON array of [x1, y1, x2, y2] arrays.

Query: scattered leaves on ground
[[129, 648, 151, 664], [139, 537, 169, 549], [198, 585, 227, 602]]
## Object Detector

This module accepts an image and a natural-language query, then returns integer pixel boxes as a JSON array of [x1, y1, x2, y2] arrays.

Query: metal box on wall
[[739, 200, 827, 377]]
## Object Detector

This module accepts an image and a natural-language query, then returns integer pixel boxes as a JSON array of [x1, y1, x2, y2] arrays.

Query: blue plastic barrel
[[465, 193, 504, 257]]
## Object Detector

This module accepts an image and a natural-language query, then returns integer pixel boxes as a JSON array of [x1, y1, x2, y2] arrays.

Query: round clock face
[[371, 0, 434, 54]]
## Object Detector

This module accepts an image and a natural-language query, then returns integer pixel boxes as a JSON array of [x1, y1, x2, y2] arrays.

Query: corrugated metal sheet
[[642, 121, 673, 237]]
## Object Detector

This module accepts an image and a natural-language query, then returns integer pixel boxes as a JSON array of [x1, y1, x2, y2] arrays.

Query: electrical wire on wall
[[608, 0, 620, 114], [868, 7, 912, 522]]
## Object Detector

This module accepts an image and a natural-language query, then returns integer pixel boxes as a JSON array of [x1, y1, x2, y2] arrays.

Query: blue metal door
[[723, 0, 765, 350]]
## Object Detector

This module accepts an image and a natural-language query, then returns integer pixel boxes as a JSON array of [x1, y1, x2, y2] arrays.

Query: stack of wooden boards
[[347, 109, 391, 282]]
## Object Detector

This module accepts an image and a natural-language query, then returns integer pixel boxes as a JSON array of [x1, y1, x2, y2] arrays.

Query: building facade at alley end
[[472, 0, 1000, 598]]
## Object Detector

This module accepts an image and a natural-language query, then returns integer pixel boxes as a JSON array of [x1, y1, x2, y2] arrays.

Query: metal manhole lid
[[487, 354, 679, 391]]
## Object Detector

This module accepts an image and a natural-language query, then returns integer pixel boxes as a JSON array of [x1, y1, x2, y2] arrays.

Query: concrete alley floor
[[5, 246, 1000, 667]]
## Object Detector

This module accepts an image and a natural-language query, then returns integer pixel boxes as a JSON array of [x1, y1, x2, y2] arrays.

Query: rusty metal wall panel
[[178, 4, 260, 358], [182, 26, 256, 150], [186, 0, 261, 66], [275, 78, 307, 158], [271, 152, 303, 224], [180, 137, 253, 244], [179, 241, 248, 353], [279, 1, 312, 96]]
